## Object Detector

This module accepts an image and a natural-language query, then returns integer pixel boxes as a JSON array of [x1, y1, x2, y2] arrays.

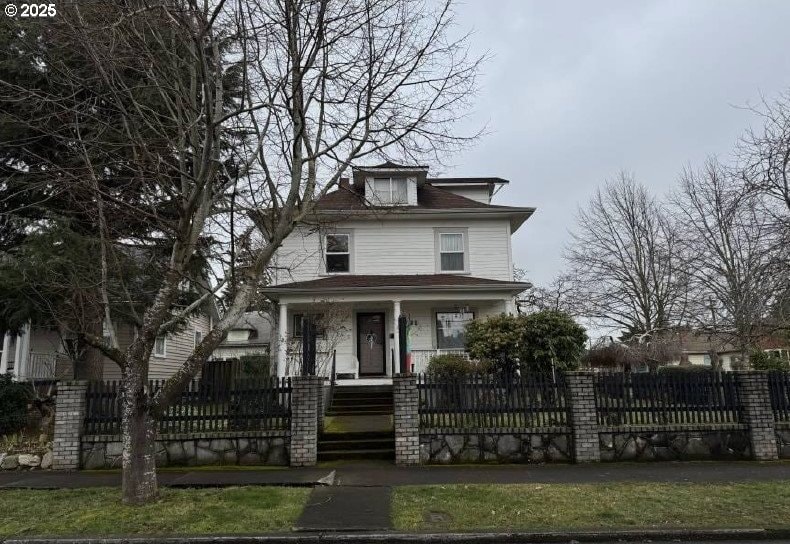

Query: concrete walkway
[[2, 460, 790, 490], [296, 486, 392, 531]]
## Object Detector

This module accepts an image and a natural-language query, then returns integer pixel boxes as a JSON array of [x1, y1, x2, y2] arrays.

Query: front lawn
[[0, 487, 310, 537], [393, 481, 790, 531]]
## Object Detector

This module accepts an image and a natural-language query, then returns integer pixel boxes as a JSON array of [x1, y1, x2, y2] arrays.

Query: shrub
[[426, 353, 480, 378], [0, 374, 32, 436], [657, 364, 713, 374], [239, 354, 270, 377], [465, 310, 587, 373], [519, 310, 587, 372], [750, 350, 790, 371], [465, 314, 522, 363]]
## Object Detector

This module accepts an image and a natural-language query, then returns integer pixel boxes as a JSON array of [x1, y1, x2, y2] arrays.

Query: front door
[[357, 312, 386, 376]]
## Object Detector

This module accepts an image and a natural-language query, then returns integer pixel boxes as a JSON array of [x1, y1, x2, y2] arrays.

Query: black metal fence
[[769, 371, 790, 423], [84, 377, 291, 435], [594, 371, 741, 426], [417, 372, 568, 428]]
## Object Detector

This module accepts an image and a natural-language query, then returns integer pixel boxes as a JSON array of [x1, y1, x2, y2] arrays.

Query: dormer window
[[372, 177, 408, 205]]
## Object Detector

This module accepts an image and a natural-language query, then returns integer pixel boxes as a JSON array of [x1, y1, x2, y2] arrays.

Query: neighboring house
[[211, 311, 272, 360], [1, 311, 216, 382], [263, 162, 533, 379], [668, 329, 790, 371]]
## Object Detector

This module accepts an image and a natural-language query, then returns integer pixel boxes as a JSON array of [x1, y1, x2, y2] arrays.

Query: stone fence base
[[81, 431, 289, 469], [420, 428, 571, 464], [600, 427, 751, 462]]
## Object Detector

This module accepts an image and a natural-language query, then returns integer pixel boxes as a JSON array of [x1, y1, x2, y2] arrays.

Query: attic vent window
[[372, 177, 408, 205]]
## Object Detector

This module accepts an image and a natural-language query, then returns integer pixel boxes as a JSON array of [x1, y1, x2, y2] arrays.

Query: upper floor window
[[154, 335, 167, 358], [325, 233, 350, 273], [439, 232, 466, 272], [372, 177, 408, 205], [194, 330, 202, 347]]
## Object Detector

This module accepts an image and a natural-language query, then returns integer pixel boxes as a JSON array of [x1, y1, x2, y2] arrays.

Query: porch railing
[[409, 349, 469, 374], [19, 352, 62, 381]]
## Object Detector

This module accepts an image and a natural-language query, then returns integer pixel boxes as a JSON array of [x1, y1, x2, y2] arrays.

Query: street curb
[[5, 528, 790, 544]]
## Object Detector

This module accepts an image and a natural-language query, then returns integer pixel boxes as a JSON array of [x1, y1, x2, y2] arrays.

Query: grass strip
[[0, 486, 309, 537], [393, 481, 790, 531]]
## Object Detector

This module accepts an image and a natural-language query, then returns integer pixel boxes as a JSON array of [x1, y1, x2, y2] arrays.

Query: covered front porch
[[269, 292, 517, 379], [1, 324, 66, 381]]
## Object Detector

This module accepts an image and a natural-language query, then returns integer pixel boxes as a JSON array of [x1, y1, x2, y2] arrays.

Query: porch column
[[277, 303, 288, 377], [13, 324, 28, 380], [0, 332, 11, 374], [392, 299, 401, 376]]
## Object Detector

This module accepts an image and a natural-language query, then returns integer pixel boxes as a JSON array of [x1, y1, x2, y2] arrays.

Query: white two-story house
[[264, 163, 533, 380]]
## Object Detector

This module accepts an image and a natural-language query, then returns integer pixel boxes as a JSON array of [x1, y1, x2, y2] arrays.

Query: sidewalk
[[2, 459, 790, 489]]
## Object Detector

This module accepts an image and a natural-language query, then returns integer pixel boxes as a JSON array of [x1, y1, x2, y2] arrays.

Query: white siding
[[438, 186, 490, 204], [101, 314, 210, 380], [274, 218, 512, 283]]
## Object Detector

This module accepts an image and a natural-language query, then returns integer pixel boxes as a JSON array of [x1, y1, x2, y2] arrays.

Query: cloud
[[445, 0, 790, 286]]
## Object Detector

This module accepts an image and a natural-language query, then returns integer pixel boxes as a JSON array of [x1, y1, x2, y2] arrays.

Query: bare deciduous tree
[[672, 159, 788, 360], [0, 0, 479, 504], [564, 173, 685, 339]]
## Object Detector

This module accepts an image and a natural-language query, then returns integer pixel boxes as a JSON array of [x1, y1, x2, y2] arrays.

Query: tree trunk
[[74, 316, 105, 381], [121, 384, 158, 505]]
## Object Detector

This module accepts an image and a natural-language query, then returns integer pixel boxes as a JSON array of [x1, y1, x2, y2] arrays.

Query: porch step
[[329, 385, 394, 417], [331, 396, 393, 405], [327, 409, 393, 416], [320, 431, 393, 441], [319, 437, 395, 452], [317, 448, 395, 461], [332, 387, 393, 398]]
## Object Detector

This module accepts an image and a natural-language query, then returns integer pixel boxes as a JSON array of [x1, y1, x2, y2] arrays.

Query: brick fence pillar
[[290, 375, 321, 467], [565, 371, 600, 463], [393, 374, 419, 465], [735, 371, 778, 461], [52, 380, 88, 470]]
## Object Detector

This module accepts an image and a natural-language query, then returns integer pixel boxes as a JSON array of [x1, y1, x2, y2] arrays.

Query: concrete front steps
[[325, 385, 393, 416], [318, 431, 394, 461], [319, 385, 394, 461]]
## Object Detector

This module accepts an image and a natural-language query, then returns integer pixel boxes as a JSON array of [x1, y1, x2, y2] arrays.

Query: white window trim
[[370, 177, 409, 206], [193, 329, 202, 348], [153, 335, 167, 358], [434, 227, 470, 274], [323, 230, 354, 275], [432, 307, 476, 350]]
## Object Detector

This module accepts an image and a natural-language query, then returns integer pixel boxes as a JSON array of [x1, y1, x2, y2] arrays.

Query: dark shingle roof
[[427, 177, 509, 185], [266, 274, 529, 292], [316, 182, 515, 211]]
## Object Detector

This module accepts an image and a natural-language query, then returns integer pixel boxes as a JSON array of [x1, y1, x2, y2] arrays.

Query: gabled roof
[[366, 161, 429, 170], [264, 274, 530, 297]]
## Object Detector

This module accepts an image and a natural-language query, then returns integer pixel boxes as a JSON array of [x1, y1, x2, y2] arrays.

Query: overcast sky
[[442, 0, 790, 287]]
